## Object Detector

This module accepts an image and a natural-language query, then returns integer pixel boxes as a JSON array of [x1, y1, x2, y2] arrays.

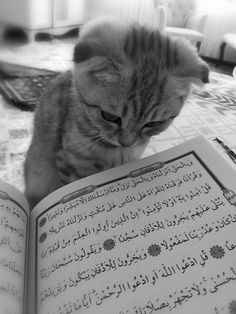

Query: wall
[[84, 0, 236, 63], [0, 0, 30, 28], [198, 0, 236, 63]]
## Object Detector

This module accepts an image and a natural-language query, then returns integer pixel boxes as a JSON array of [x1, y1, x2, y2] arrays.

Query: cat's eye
[[101, 110, 121, 125], [144, 115, 179, 129], [144, 121, 166, 128]]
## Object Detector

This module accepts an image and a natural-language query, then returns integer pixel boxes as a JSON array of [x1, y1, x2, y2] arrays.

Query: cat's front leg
[[24, 144, 63, 210], [24, 73, 69, 209]]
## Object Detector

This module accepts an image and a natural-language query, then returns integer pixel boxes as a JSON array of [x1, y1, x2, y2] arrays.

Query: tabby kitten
[[24, 19, 209, 208]]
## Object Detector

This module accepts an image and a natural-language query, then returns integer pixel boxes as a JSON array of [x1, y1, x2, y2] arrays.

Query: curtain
[[197, 0, 234, 13], [85, 0, 157, 28], [198, 0, 236, 62]]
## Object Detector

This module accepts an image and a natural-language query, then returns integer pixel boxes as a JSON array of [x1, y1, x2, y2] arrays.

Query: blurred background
[[0, 0, 236, 192], [0, 0, 236, 67]]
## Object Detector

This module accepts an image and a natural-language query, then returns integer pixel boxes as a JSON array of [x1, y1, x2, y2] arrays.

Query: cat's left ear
[[73, 40, 121, 85], [73, 40, 108, 63]]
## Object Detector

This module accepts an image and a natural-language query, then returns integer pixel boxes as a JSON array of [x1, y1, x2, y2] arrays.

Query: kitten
[[24, 19, 209, 209]]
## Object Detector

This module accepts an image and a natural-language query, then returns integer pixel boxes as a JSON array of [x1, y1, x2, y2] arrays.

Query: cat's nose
[[119, 133, 136, 147]]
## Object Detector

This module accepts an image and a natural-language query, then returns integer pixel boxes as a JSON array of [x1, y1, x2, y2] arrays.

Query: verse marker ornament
[[103, 238, 116, 251], [210, 245, 225, 259], [229, 300, 236, 314], [39, 232, 47, 243], [147, 244, 161, 257], [39, 217, 47, 227]]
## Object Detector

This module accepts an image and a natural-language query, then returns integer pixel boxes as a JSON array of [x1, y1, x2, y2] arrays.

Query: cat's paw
[[24, 190, 44, 211]]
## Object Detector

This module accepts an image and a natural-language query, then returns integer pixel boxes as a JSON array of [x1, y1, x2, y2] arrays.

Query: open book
[[1, 136, 236, 314]]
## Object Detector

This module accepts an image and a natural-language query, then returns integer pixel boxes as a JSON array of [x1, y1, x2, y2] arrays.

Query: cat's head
[[73, 19, 209, 148]]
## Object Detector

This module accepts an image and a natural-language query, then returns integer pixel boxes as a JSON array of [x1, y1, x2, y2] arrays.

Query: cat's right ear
[[73, 40, 107, 63]]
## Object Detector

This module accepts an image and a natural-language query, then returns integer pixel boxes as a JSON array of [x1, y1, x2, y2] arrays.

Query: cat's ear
[[73, 40, 108, 63], [91, 65, 120, 84], [73, 40, 121, 84], [184, 62, 209, 85], [174, 59, 209, 85]]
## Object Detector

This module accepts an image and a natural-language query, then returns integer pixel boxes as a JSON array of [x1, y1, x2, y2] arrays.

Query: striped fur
[[24, 19, 209, 208]]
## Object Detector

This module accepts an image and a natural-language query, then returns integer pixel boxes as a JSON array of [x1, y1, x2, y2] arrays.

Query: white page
[[0, 180, 29, 314], [29, 137, 236, 314]]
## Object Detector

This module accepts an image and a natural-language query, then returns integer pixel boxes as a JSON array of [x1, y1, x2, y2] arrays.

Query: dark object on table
[[0, 62, 59, 111], [213, 138, 236, 164]]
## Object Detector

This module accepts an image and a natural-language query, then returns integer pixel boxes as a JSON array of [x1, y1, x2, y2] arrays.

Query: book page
[[30, 137, 236, 314], [0, 180, 29, 314]]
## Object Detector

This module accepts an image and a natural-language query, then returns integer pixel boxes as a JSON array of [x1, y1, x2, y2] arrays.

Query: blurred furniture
[[233, 66, 236, 79], [219, 33, 236, 65], [85, 0, 165, 30], [153, 0, 207, 50], [199, 3, 236, 63], [0, 0, 85, 42], [153, 5, 166, 31], [0, 61, 59, 111]]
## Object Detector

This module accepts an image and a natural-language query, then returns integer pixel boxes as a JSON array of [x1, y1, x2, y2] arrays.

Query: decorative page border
[[0, 192, 29, 314], [34, 150, 236, 313]]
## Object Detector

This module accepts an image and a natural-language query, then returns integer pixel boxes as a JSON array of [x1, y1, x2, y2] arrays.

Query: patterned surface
[[0, 40, 235, 192], [149, 73, 236, 153], [0, 72, 58, 111]]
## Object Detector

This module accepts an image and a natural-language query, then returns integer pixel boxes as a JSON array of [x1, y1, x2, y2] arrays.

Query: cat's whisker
[[64, 132, 100, 146], [162, 95, 180, 107], [69, 133, 101, 143], [79, 134, 101, 140], [65, 129, 98, 136], [75, 135, 103, 151], [76, 136, 100, 146], [70, 131, 101, 139], [78, 140, 102, 153]]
